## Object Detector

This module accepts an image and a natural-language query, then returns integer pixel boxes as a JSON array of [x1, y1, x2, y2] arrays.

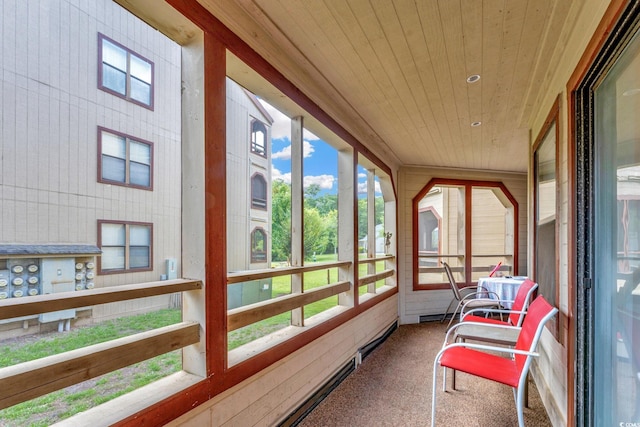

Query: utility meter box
[[39, 258, 76, 323]]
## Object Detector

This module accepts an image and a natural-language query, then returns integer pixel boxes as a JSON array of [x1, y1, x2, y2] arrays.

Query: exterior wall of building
[[0, 0, 182, 326], [225, 79, 272, 272]]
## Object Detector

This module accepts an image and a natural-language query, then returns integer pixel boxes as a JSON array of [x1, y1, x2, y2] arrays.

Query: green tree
[[323, 209, 338, 255], [358, 196, 385, 240], [304, 207, 329, 259], [271, 180, 292, 262]]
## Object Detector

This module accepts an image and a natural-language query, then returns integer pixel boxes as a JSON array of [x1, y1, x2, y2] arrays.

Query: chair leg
[[515, 386, 525, 427], [442, 367, 447, 391], [432, 359, 440, 427], [446, 300, 464, 329], [441, 298, 457, 323], [451, 367, 456, 390]]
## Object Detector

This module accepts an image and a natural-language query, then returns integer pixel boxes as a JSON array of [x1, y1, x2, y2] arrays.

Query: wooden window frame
[[412, 178, 518, 291], [532, 95, 561, 340], [97, 127, 154, 190], [98, 33, 155, 110], [97, 220, 153, 275]]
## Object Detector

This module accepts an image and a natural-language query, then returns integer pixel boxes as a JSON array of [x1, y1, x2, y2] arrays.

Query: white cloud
[[358, 180, 381, 194], [272, 167, 334, 190], [259, 101, 291, 140], [272, 167, 291, 184], [304, 174, 335, 190], [272, 140, 315, 160], [358, 172, 367, 179]]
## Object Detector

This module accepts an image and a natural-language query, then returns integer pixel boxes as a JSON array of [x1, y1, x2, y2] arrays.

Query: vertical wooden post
[[290, 116, 304, 326]]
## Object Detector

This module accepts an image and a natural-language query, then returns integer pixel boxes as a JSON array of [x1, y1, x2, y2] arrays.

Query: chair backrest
[[508, 279, 539, 327], [514, 296, 558, 375], [442, 262, 462, 300]]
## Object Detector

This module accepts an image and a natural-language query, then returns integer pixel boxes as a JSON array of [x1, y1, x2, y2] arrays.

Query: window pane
[[102, 39, 127, 71], [535, 121, 557, 306], [304, 134, 337, 263], [416, 185, 465, 284], [130, 55, 152, 83], [130, 162, 150, 187], [130, 225, 150, 245], [130, 141, 150, 165], [102, 223, 125, 245], [471, 187, 514, 280], [102, 247, 125, 270], [129, 246, 150, 268], [251, 120, 267, 155], [102, 64, 127, 95], [593, 29, 640, 424], [130, 77, 151, 105], [102, 155, 126, 182], [251, 175, 267, 209], [102, 132, 126, 158]]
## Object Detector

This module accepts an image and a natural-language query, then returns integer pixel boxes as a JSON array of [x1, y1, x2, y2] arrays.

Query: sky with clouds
[[260, 100, 380, 195]]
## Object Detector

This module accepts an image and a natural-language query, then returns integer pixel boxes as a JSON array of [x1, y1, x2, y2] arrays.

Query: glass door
[[589, 26, 640, 424]]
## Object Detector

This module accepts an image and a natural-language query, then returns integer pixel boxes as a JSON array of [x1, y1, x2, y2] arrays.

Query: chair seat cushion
[[463, 314, 508, 326], [439, 347, 520, 387]]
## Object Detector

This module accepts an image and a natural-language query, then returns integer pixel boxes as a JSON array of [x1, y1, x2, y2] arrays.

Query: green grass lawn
[[0, 309, 182, 427]]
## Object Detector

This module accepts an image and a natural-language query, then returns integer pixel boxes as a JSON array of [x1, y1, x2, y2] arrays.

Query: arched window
[[251, 120, 267, 156], [251, 228, 267, 263], [251, 174, 267, 209]]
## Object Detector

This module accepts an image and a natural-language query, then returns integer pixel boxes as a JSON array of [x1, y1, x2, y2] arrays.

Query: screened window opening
[[99, 33, 154, 109], [251, 228, 267, 263], [99, 128, 152, 189], [98, 221, 152, 273], [251, 174, 267, 209], [251, 120, 267, 156], [413, 180, 518, 289]]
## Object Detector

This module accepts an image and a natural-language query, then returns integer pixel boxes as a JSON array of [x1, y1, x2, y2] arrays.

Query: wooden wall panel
[[165, 296, 398, 427]]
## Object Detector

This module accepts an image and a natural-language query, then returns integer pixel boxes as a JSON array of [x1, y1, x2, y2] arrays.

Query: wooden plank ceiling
[[199, 0, 576, 172]]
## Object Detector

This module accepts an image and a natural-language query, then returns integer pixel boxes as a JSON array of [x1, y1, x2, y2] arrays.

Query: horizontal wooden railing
[[359, 269, 395, 286], [227, 281, 351, 331], [0, 322, 200, 410], [227, 257, 396, 331], [0, 279, 202, 320], [227, 261, 351, 284], [358, 254, 395, 264], [0, 279, 203, 410]]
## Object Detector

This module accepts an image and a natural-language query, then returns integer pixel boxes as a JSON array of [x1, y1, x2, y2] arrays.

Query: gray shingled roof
[[0, 245, 101, 256]]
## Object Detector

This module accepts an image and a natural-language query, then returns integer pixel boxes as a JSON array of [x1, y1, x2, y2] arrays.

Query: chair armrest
[[460, 306, 526, 320], [444, 321, 520, 346], [459, 291, 500, 303]]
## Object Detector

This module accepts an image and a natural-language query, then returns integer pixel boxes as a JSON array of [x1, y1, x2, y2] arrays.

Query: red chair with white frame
[[458, 278, 539, 328], [431, 296, 558, 427]]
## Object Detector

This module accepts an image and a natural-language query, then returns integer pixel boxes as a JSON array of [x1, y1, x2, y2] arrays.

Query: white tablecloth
[[477, 276, 528, 309]]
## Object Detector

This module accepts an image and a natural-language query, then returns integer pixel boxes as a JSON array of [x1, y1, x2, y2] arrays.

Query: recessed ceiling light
[[466, 74, 481, 83], [471, 121, 482, 127]]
